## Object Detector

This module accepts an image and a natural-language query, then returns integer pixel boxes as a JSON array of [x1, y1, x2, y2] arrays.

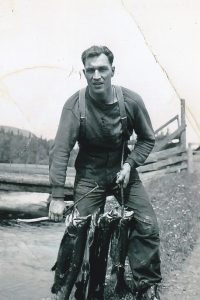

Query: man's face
[[83, 53, 115, 95]]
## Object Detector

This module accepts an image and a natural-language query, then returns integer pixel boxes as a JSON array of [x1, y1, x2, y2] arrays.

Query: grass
[[103, 169, 200, 298], [148, 170, 200, 291]]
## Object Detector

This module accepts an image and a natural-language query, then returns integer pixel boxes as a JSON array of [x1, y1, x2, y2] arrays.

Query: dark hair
[[81, 45, 114, 66]]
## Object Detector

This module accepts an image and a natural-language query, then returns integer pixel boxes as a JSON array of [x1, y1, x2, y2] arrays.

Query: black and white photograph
[[0, 1, 200, 299]]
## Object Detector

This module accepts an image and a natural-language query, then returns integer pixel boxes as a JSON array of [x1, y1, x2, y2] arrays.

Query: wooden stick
[[17, 216, 49, 223]]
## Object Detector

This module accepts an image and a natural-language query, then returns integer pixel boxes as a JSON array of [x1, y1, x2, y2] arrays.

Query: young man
[[49, 45, 161, 299]]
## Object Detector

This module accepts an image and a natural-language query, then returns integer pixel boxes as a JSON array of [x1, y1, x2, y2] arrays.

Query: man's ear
[[83, 69, 86, 77], [111, 66, 115, 77]]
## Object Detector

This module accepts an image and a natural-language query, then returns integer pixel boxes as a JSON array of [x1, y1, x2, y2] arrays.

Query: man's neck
[[89, 86, 114, 104]]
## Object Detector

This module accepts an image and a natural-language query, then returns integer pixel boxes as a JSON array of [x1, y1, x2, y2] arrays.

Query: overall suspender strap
[[78, 86, 128, 140], [115, 86, 128, 139], [78, 88, 87, 140]]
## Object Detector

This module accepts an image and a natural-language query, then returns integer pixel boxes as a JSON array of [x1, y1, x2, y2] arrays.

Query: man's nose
[[93, 69, 101, 80]]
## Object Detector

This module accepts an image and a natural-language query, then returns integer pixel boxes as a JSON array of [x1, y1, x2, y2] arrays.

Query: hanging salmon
[[110, 208, 134, 297], [74, 208, 120, 300], [51, 208, 91, 300]]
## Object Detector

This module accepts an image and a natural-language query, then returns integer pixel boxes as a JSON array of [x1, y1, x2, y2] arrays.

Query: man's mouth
[[93, 82, 103, 86]]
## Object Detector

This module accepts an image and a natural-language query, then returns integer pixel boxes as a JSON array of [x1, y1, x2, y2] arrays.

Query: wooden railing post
[[180, 99, 186, 149], [187, 143, 193, 174]]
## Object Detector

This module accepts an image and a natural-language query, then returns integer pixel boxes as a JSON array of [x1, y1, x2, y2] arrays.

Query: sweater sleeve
[[49, 100, 80, 198], [125, 96, 155, 168]]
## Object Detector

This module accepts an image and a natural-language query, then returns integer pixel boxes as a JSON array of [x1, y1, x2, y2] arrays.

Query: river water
[[0, 192, 121, 300], [0, 192, 66, 300]]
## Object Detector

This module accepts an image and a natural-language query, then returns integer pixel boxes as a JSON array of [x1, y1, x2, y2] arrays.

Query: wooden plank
[[0, 172, 74, 195], [194, 151, 200, 154], [0, 183, 73, 195], [153, 125, 186, 152], [138, 153, 187, 173], [0, 163, 76, 177], [0, 164, 49, 175], [193, 151, 200, 156], [140, 161, 187, 183], [145, 146, 186, 163], [0, 173, 50, 185], [187, 143, 193, 174], [155, 115, 179, 134], [193, 152, 200, 162], [180, 99, 186, 148], [0, 183, 52, 194], [0, 173, 74, 186]]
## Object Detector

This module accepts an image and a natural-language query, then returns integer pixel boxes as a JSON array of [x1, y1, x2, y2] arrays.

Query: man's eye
[[99, 67, 108, 72], [86, 69, 94, 74]]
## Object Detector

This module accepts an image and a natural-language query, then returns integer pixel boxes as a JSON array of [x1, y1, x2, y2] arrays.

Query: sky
[[0, 0, 200, 143]]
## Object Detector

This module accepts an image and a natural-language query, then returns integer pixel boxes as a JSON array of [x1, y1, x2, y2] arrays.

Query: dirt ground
[[160, 159, 200, 300], [162, 230, 200, 300], [158, 161, 200, 300], [0, 220, 65, 300]]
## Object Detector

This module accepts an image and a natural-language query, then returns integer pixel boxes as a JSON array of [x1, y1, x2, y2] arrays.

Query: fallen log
[[0, 172, 74, 194], [0, 192, 73, 218]]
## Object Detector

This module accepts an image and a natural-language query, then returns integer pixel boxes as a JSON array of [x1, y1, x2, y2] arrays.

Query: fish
[[86, 209, 120, 300], [51, 208, 91, 300], [110, 208, 134, 297], [51, 206, 134, 299], [74, 208, 101, 300], [74, 208, 120, 300]]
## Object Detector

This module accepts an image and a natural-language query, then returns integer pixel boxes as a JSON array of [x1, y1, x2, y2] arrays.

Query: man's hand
[[49, 198, 66, 222], [116, 163, 131, 188]]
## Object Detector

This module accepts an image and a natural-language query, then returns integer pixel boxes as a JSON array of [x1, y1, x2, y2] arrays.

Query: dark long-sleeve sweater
[[49, 86, 155, 198]]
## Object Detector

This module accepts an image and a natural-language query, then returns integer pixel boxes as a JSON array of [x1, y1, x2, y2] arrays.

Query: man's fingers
[[123, 172, 130, 188], [49, 212, 63, 222], [116, 172, 124, 184], [123, 179, 128, 188], [116, 172, 130, 188], [50, 213, 55, 221], [48, 198, 65, 222], [116, 165, 131, 187]]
